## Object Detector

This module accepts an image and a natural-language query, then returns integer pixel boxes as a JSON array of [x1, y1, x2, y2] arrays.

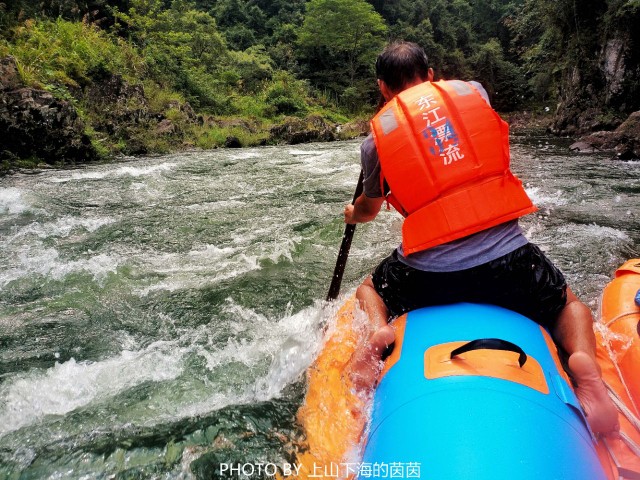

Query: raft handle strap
[[450, 338, 527, 367], [606, 381, 640, 430]]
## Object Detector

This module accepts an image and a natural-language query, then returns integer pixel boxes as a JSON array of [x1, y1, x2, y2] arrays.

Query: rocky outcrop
[[571, 111, 640, 159], [0, 56, 97, 165], [84, 74, 150, 136], [336, 119, 370, 139], [549, 65, 625, 135], [206, 117, 260, 133], [269, 114, 336, 144], [224, 136, 242, 148], [0, 56, 22, 91], [550, 14, 640, 137], [83, 74, 199, 154]]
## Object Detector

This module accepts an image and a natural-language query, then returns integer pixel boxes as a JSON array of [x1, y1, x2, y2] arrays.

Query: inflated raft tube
[[600, 259, 640, 412], [360, 303, 606, 480], [595, 259, 640, 479]]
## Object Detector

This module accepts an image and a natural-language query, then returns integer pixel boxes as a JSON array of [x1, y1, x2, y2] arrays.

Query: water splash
[[48, 162, 178, 183], [0, 187, 31, 215], [0, 342, 185, 438], [0, 247, 121, 288]]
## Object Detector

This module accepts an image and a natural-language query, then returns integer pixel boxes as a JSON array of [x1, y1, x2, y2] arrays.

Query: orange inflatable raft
[[292, 260, 640, 479], [595, 259, 640, 479]]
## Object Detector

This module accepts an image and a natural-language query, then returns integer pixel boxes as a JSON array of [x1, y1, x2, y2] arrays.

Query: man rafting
[[344, 41, 619, 435]]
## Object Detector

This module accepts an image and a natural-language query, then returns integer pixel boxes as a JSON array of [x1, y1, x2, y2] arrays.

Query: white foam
[[185, 200, 244, 212], [49, 163, 177, 183], [0, 247, 121, 288], [189, 299, 325, 402], [0, 187, 30, 215], [288, 149, 326, 156], [132, 235, 304, 296], [0, 341, 185, 438], [0, 299, 325, 438], [5, 216, 115, 243], [293, 156, 356, 176], [259, 235, 301, 264], [144, 245, 240, 275], [557, 223, 631, 242], [525, 186, 568, 207], [228, 152, 262, 160], [254, 304, 327, 399], [132, 245, 260, 295]]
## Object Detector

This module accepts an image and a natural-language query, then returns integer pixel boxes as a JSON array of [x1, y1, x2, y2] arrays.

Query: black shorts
[[371, 243, 567, 330]]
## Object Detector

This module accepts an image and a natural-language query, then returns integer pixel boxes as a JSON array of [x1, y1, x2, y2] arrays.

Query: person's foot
[[347, 325, 395, 392], [568, 351, 620, 435]]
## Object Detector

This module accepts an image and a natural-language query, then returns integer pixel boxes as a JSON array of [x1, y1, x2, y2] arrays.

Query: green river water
[[0, 137, 639, 479]]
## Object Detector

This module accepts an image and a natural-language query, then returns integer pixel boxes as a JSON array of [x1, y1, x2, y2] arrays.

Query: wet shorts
[[371, 243, 568, 330]]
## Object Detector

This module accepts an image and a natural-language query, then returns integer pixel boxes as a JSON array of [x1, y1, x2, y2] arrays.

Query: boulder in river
[[574, 111, 640, 159], [569, 141, 600, 153]]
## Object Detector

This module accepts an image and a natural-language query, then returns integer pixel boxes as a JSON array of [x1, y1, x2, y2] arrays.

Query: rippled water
[[0, 137, 638, 478]]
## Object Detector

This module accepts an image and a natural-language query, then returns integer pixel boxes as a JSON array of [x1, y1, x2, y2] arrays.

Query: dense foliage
[[1, 0, 639, 163]]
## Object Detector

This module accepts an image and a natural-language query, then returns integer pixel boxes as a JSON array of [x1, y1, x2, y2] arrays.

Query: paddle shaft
[[326, 169, 365, 301]]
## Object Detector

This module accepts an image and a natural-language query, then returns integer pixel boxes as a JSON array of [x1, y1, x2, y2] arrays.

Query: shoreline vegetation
[[1, 1, 639, 175]]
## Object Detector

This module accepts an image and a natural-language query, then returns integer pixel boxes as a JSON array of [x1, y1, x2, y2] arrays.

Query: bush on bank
[[0, 11, 362, 171]]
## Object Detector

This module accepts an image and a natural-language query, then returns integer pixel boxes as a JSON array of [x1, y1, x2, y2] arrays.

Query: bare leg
[[356, 276, 389, 330], [347, 277, 395, 391], [552, 288, 619, 434]]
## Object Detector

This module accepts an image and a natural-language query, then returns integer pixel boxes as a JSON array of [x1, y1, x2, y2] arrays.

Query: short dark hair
[[375, 41, 430, 93]]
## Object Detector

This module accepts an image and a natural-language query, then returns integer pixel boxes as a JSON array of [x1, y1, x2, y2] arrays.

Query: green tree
[[0, 0, 130, 29], [115, 0, 228, 110], [471, 38, 526, 110], [297, 0, 387, 94]]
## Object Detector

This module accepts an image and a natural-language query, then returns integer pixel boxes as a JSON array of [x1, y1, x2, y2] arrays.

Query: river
[[0, 136, 638, 479]]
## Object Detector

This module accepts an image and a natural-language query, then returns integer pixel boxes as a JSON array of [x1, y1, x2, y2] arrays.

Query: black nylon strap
[[450, 338, 528, 368]]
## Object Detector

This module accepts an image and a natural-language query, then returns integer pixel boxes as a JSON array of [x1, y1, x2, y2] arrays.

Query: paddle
[[327, 169, 365, 301]]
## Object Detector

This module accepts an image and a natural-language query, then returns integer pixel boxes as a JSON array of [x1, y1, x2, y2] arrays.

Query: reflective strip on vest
[[370, 80, 537, 254]]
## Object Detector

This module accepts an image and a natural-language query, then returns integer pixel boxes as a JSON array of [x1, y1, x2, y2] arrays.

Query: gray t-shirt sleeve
[[468, 81, 491, 105], [360, 134, 382, 198]]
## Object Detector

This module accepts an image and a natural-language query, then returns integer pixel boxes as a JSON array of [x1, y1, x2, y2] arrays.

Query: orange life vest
[[370, 80, 537, 255]]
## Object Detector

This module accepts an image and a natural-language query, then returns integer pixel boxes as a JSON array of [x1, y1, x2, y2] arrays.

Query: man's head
[[375, 41, 433, 100]]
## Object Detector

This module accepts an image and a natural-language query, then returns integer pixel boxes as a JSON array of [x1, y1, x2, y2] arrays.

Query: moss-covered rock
[[269, 114, 337, 144], [0, 56, 97, 167]]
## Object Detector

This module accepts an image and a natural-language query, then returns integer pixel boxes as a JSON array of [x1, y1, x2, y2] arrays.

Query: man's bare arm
[[344, 194, 385, 224]]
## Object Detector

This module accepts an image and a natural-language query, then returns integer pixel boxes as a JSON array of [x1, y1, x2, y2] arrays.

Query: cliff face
[[551, 4, 640, 141]]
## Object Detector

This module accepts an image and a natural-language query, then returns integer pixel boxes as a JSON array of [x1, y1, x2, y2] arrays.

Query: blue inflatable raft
[[360, 303, 607, 479]]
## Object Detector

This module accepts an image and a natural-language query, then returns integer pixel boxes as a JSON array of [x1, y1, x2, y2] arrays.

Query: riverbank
[[3, 47, 638, 178], [502, 110, 554, 134], [1, 54, 373, 175]]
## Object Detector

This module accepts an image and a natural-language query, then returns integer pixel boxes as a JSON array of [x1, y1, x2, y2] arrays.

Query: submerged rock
[[569, 141, 600, 153]]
